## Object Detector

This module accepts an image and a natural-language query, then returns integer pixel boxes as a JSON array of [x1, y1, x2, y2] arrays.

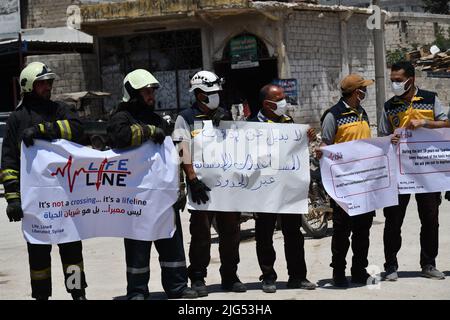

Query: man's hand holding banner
[[320, 127, 450, 215], [21, 138, 179, 244]]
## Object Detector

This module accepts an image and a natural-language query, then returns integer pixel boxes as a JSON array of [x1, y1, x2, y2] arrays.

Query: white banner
[[187, 121, 310, 214], [320, 137, 398, 215], [396, 127, 450, 194], [20, 139, 179, 244]]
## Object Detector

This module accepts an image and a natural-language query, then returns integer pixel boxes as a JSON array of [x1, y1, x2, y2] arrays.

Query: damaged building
[[76, 0, 377, 127]]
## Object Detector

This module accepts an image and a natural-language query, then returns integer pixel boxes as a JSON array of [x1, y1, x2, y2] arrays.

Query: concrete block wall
[[23, 0, 75, 29], [25, 53, 99, 95], [385, 13, 450, 51], [287, 11, 377, 129], [286, 11, 342, 128], [347, 14, 376, 126]]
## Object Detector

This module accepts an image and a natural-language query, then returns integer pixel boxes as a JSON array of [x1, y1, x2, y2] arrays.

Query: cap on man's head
[[340, 74, 374, 94]]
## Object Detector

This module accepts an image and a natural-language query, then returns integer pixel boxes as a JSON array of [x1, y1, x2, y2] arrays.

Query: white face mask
[[268, 99, 288, 116], [204, 93, 220, 110], [391, 79, 412, 97]]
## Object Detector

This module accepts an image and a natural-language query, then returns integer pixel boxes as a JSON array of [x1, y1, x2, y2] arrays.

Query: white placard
[[396, 127, 450, 194], [20, 138, 178, 244], [187, 121, 310, 214], [320, 136, 398, 215]]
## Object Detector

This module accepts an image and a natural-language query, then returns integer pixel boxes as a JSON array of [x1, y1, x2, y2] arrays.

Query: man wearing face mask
[[379, 61, 447, 281], [319, 74, 375, 287], [172, 70, 246, 297], [249, 84, 316, 293]]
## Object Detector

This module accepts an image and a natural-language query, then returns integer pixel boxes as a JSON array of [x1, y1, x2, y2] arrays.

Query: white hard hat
[[122, 69, 160, 102], [19, 62, 56, 94], [189, 70, 223, 93]]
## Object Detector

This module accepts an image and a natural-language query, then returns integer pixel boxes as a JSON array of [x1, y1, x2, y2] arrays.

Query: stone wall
[[23, 0, 74, 29], [385, 12, 450, 52], [25, 53, 99, 95]]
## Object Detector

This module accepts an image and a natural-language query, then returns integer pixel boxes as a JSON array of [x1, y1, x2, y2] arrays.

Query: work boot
[[35, 296, 49, 301], [384, 266, 398, 281], [351, 271, 371, 285], [286, 278, 316, 290], [332, 270, 348, 288], [261, 279, 276, 293], [71, 289, 87, 300], [168, 287, 198, 299], [191, 279, 208, 297], [127, 293, 147, 300], [421, 265, 445, 280], [221, 279, 247, 293]]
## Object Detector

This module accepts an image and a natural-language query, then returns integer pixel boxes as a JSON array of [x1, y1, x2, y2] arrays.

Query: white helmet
[[189, 70, 223, 93], [122, 69, 160, 102], [19, 62, 56, 94]]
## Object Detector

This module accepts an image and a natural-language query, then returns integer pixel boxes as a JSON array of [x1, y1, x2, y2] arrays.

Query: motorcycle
[[301, 152, 333, 238]]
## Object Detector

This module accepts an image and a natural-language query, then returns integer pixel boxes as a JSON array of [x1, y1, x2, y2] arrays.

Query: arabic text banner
[[396, 127, 450, 194], [20, 139, 178, 244], [187, 121, 310, 214], [320, 137, 398, 215]]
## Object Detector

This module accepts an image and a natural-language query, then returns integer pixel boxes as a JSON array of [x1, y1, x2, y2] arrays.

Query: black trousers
[[255, 213, 307, 281], [383, 193, 440, 270], [125, 211, 189, 298], [187, 210, 241, 283], [330, 201, 374, 275], [27, 241, 87, 299]]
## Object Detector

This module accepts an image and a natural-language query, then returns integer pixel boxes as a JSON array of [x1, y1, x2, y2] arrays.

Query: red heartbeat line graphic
[[51, 156, 131, 192]]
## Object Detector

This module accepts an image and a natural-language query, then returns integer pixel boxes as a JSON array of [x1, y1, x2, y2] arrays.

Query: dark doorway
[[215, 59, 278, 118], [0, 41, 21, 112], [214, 33, 278, 118]]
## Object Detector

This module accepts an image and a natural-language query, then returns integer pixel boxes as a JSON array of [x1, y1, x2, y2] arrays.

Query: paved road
[[0, 195, 449, 300]]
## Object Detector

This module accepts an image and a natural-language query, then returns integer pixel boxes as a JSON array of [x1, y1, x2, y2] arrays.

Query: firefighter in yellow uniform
[[320, 74, 375, 287], [379, 61, 447, 281]]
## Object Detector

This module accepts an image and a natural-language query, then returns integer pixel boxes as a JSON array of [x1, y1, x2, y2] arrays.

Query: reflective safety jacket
[[384, 88, 438, 129], [321, 98, 371, 144], [0, 94, 84, 201], [107, 101, 169, 149], [174, 102, 231, 141]]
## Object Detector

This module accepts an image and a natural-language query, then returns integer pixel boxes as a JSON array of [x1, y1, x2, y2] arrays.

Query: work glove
[[211, 108, 227, 127], [22, 126, 40, 147], [144, 125, 166, 145], [21, 124, 54, 147], [6, 199, 23, 222], [187, 177, 211, 205], [173, 187, 187, 212]]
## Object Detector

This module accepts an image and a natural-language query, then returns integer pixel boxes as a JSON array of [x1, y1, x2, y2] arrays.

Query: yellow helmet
[[19, 62, 56, 94], [122, 69, 160, 102]]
